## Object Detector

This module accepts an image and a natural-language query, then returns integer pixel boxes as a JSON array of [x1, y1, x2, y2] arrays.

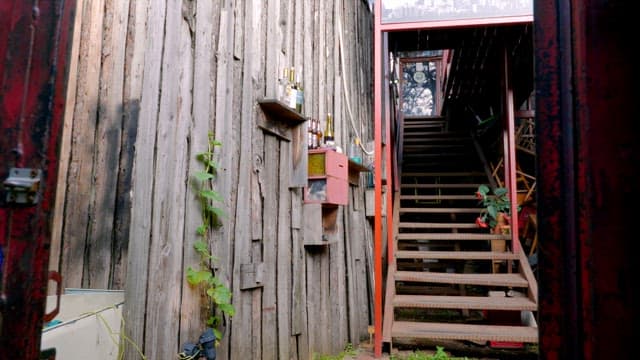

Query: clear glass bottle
[[349, 137, 362, 164], [295, 73, 303, 113], [324, 113, 334, 147], [287, 67, 297, 109], [279, 67, 290, 103]]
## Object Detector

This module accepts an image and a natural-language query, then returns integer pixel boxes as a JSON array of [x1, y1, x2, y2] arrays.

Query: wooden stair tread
[[400, 183, 482, 189], [393, 294, 537, 311], [396, 250, 519, 260], [403, 137, 471, 142], [397, 233, 511, 240], [395, 271, 529, 287], [404, 144, 467, 149], [402, 172, 485, 177], [391, 321, 538, 343], [399, 207, 483, 214], [399, 222, 479, 229], [400, 194, 478, 200]]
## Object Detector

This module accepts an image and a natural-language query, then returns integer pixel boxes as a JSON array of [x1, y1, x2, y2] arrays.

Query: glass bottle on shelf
[[295, 73, 303, 113], [324, 113, 335, 148], [349, 137, 362, 164], [279, 67, 290, 104], [307, 118, 314, 149], [287, 67, 297, 109]]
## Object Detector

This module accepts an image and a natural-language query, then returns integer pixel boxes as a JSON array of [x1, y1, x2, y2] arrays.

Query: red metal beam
[[380, 15, 533, 32], [0, 1, 76, 358]]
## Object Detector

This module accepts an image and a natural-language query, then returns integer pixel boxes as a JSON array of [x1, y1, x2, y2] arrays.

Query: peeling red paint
[[0, 1, 76, 358], [535, 0, 636, 359]]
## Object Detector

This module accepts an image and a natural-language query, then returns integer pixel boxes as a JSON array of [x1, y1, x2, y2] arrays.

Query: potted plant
[[475, 185, 518, 272], [474, 184, 514, 230]]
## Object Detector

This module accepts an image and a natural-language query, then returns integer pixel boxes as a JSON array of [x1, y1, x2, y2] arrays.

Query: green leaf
[[494, 187, 508, 196], [194, 240, 209, 255], [213, 328, 223, 341], [218, 303, 235, 317], [196, 224, 208, 236], [201, 190, 223, 202], [209, 206, 226, 219], [206, 315, 216, 327], [187, 268, 212, 285], [211, 286, 232, 304], [195, 171, 214, 181], [196, 152, 210, 162], [478, 184, 490, 195], [487, 204, 498, 219]]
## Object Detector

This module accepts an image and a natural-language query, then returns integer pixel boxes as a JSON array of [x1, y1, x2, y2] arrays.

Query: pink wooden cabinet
[[305, 148, 348, 206]]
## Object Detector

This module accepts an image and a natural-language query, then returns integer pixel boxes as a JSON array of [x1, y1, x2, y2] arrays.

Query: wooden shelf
[[347, 159, 369, 186], [258, 98, 305, 125], [257, 99, 307, 141]]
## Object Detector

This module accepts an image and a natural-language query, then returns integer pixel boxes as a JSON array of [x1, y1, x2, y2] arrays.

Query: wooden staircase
[[382, 116, 539, 348]]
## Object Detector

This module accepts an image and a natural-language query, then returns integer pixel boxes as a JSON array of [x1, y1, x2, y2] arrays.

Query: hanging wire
[[336, 5, 374, 156]]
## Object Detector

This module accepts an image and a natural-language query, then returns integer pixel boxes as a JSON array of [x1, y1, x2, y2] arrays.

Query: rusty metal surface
[[0, 1, 76, 358], [535, 1, 636, 359]]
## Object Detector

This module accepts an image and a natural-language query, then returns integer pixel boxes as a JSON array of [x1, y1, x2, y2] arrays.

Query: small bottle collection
[[307, 113, 339, 151], [278, 67, 304, 114], [277, 66, 352, 153]]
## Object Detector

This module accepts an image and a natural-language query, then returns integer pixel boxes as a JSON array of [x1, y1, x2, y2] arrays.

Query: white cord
[[337, 5, 374, 156]]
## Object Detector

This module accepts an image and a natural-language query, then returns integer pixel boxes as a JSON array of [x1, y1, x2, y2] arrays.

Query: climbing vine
[[185, 132, 235, 344]]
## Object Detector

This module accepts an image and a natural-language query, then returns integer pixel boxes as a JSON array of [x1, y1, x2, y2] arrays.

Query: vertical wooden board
[[329, 207, 348, 353], [319, 244, 331, 354], [228, 0, 260, 358], [304, 250, 322, 356], [61, 0, 104, 289], [122, 0, 156, 356], [143, 0, 186, 358], [291, 123, 308, 188], [211, 2, 236, 354], [317, 0, 326, 121], [290, 191, 305, 335], [233, 0, 244, 61], [261, 140, 279, 360], [87, 0, 128, 289], [112, 0, 150, 290], [265, 0, 279, 98], [277, 140, 293, 360], [302, 0, 314, 119], [50, 0, 85, 291], [254, 2, 270, 359], [179, 0, 212, 345], [343, 193, 359, 343], [350, 199, 373, 341]]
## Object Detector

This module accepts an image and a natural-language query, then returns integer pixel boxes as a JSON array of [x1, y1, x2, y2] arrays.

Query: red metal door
[[0, 1, 76, 359]]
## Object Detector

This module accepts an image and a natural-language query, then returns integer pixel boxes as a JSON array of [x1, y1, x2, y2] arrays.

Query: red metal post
[[373, 0, 383, 357], [535, 0, 635, 358], [0, 1, 76, 358], [501, 48, 520, 253]]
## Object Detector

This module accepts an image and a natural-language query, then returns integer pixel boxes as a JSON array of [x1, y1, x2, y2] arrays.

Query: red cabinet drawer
[[304, 176, 348, 205], [308, 148, 347, 180]]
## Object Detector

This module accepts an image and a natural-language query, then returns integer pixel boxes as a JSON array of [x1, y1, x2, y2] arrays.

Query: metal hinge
[[3, 168, 41, 205]]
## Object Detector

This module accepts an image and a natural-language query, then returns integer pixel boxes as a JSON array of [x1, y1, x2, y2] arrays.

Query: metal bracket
[[3, 168, 41, 205]]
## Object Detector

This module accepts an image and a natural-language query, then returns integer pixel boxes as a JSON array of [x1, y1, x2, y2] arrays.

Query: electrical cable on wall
[[336, 7, 374, 156]]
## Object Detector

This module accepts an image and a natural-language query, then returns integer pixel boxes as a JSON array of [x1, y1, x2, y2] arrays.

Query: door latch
[[3, 168, 41, 205]]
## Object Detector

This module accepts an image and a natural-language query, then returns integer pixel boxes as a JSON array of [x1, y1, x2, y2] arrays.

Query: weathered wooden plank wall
[[52, 0, 374, 358]]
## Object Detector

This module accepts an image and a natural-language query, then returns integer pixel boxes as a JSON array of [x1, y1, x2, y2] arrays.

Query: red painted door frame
[[0, 1, 76, 358]]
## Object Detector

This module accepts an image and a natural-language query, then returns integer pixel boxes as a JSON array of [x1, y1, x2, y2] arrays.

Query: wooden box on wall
[[305, 148, 348, 205]]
